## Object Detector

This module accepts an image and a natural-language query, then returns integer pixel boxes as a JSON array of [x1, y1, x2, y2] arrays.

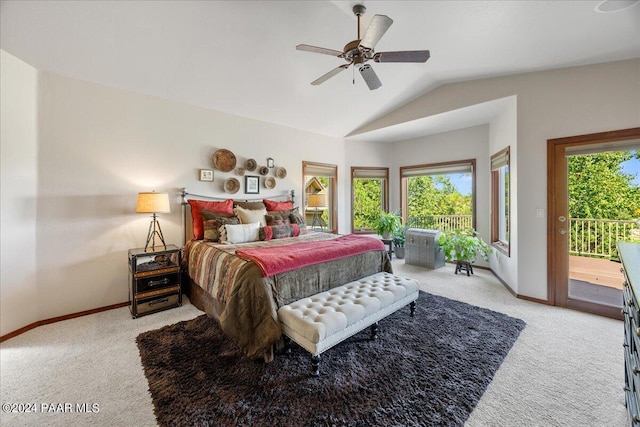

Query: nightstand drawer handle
[[149, 298, 169, 306], [148, 278, 171, 287]]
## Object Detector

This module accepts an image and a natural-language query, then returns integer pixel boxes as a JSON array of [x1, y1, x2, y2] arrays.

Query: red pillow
[[188, 199, 234, 239], [263, 199, 293, 211]]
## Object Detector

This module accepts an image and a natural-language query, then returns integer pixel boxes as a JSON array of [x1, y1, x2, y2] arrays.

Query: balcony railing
[[406, 215, 473, 232], [569, 218, 640, 260], [406, 215, 640, 261]]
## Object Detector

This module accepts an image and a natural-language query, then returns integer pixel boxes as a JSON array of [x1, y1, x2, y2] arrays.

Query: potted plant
[[438, 229, 491, 275], [373, 211, 401, 239], [392, 227, 406, 259]]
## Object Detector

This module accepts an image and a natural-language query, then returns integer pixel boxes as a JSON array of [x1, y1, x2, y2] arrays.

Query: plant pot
[[382, 231, 391, 240], [395, 246, 405, 259]]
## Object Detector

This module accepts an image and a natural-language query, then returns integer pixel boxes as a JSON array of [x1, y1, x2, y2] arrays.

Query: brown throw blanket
[[235, 234, 386, 276]]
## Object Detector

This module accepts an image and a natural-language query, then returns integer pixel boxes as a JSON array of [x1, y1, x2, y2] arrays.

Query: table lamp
[[307, 193, 326, 230], [136, 191, 170, 251]]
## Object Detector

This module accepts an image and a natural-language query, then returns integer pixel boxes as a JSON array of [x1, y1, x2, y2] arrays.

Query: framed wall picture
[[267, 157, 274, 168], [245, 175, 259, 194], [199, 169, 214, 181]]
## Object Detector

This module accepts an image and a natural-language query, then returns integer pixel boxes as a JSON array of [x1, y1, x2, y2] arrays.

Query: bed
[[180, 188, 393, 361]]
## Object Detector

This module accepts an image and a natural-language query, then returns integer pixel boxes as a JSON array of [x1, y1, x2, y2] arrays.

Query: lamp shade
[[307, 193, 326, 208], [136, 192, 170, 214]]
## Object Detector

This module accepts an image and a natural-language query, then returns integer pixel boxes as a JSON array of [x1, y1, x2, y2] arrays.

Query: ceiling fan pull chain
[[353, 66, 355, 85]]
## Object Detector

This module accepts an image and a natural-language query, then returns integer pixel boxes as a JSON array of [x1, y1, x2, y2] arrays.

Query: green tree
[[568, 151, 640, 257], [407, 175, 471, 216], [353, 178, 383, 230], [406, 174, 472, 230], [569, 151, 640, 220]]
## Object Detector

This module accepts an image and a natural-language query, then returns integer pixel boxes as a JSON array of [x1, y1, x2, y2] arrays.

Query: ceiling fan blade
[[311, 64, 350, 86], [359, 15, 393, 50], [374, 50, 431, 63], [359, 64, 382, 90], [296, 44, 343, 57]]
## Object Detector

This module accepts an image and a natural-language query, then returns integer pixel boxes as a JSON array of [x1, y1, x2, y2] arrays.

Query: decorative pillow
[[263, 199, 294, 211], [220, 222, 260, 244], [264, 214, 291, 226], [188, 199, 234, 240], [234, 205, 267, 226], [288, 208, 306, 226], [259, 224, 301, 241], [201, 210, 240, 241], [234, 201, 266, 211]]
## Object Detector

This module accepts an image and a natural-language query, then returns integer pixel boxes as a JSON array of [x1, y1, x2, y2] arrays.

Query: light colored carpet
[[0, 260, 626, 426]]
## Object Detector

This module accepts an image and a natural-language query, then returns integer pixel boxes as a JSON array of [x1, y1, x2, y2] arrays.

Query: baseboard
[[516, 294, 552, 305], [490, 269, 551, 305], [0, 301, 129, 343]]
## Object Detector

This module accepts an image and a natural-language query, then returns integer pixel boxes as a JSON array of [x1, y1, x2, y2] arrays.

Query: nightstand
[[128, 244, 182, 318]]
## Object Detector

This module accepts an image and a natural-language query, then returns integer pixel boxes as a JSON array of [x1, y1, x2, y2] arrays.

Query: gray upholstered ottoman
[[277, 272, 419, 376]]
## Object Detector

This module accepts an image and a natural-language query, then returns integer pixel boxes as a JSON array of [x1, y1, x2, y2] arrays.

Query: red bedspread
[[235, 234, 386, 277]]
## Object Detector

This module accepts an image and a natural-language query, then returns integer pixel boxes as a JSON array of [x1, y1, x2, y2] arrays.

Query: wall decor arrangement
[[264, 177, 276, 189], [199, 169, 214, 181], [212, 149, 236, 172], [245, 176, 259, 194], [275, 167, 287, 179], [204, 149, 288, 195], [245, 159, 257, 171], [223, 177, 240, 194]]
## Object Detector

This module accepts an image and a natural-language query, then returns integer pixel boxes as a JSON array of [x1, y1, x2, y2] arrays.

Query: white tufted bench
[[277, 272, 419, 376]]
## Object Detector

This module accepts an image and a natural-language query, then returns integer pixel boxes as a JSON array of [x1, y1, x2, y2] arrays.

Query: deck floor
[[568, 255, 623, 307], [569, 255, 624, 289]]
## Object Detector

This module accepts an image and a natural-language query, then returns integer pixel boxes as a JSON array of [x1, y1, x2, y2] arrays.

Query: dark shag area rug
[[137, 292, 525, 427]]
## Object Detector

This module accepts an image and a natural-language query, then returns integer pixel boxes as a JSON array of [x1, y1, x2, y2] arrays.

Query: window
[[400, 159, 475, 232], [351, 167, 389, 233], [491, 147, 510, 255], [303, 161, 338, 233]]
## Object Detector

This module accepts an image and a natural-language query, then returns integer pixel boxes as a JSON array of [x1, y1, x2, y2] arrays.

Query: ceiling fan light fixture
[[296, 3, 430, 90]]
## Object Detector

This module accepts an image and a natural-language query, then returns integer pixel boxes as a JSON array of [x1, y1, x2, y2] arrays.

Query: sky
[[447, 151, 639, 197], [622, 155, 640, 186]]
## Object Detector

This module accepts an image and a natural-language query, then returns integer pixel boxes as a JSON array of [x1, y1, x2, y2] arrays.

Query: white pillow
[[234, 205, 267, 226], [220, 222, 260, 244]]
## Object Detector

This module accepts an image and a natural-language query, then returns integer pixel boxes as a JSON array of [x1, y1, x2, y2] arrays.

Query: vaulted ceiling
[[1, 0, 639, 140]]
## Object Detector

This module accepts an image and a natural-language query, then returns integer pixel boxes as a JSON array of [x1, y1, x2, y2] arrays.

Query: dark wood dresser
[[621, 242, 640, 426]]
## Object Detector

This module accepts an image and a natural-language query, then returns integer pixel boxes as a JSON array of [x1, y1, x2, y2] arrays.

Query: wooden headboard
[[180, 187, 295, 245]]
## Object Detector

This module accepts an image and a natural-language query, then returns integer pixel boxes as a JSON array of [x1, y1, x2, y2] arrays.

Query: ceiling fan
[[296, 4, 430, 90]]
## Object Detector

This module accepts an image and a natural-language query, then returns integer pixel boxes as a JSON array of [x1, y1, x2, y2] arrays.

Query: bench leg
[[410, 301, 416, 317], [311, 354, 321, 377], [370, 321, 379, 340], [282, 335, 292, 355]]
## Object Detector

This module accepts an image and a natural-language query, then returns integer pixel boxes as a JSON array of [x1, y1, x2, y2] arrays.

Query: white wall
[[356, 59, 640, 300], [2, 64, 355, 334], [488, 97, 518, 291], [1, 51, 39, 335]]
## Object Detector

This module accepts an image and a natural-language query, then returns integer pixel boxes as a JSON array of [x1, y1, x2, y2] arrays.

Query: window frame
[[491, 146, 510, 256], [400, 159, 476, 230], [350, 166, 389, 234], [303, 161, 338, 233]]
